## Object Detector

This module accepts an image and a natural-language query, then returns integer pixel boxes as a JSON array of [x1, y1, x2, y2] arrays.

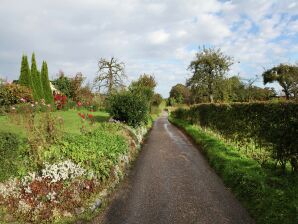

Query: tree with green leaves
[[31, 53, 44, 100], [19, 55, 32, 88], [169, 83, 190, 104], [187, 47, 233, 103], [41, 61, 53, 104], [52, 71, 72, 97], [129, 74, 157, 103], [262, 64, 298, 100], [94, 57, 126, 94]]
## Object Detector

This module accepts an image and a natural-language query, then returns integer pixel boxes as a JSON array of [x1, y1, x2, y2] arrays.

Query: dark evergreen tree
[[41, 61, 53, 104], [19, 55, 32, 88], [31, 53, 44, 100]]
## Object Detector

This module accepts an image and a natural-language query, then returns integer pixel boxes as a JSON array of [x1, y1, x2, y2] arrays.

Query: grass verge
[[169, 116, 298, 224]]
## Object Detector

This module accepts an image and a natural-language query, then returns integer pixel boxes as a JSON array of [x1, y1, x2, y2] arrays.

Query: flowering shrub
[[77, 101, 82, 108], [54, 93, 67, 110], [0, 83, 33, 107]]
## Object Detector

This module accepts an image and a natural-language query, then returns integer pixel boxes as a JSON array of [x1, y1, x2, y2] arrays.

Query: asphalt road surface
[[93, 113, 254, 224]]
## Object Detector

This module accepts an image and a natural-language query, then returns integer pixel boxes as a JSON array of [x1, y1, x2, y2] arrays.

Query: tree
[[31, 53, 44, 100], [187, 47, 233, 103], [41, 61, 53, 104], [52, 71, 72, 97], [94, 57, 126, 94], [129, 74, 157, 103], [19, 55, 32, 88], [152, 93, 163, 106], [69, 72, 85, 102], [262, 64, 298, 100], [169, 83, 190, 104]]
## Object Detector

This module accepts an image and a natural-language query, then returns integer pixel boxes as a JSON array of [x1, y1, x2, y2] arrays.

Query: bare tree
[[94, 57, 127, 94]]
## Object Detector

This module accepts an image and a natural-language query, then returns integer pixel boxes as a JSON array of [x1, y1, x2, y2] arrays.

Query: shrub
[[172, 102, 298, 172], [53, 93, 67, 110], [0, 83, 33, 107], [108, 91, 149, 127]]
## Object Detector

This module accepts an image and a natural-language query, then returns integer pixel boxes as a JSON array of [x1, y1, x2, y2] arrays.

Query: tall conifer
[[31, 53, 44, 100], [41, 61, 53, 104], [19, 55, 32, 88]]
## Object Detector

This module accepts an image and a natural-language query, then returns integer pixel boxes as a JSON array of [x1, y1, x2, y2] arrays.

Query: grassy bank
[[169, 116, 298, 224]]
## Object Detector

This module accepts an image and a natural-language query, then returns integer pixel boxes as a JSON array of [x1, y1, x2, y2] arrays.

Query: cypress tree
[[19, 55, 32, 88], [31, 53, 44, 100], [41, 61, 53, 104]]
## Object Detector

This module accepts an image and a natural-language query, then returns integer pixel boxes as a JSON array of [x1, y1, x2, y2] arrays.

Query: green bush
[[108, 91, 149, 127], [42, 123, 129, 179], [172, 102, 298, 171], [169, 117, 298, 224], [0, 83, 33, 107]]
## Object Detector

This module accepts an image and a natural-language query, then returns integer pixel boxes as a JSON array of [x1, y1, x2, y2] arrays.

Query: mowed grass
[[0, 109, 110, 136], [55, 109, 110, 134]]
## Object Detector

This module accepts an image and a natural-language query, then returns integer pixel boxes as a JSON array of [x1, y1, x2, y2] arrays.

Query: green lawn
[[0, 109, 110, 136]]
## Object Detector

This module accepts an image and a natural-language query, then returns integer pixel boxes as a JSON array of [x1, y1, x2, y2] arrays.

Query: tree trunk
[[209, 94, 214, 103], [285, 89, 290, 100]]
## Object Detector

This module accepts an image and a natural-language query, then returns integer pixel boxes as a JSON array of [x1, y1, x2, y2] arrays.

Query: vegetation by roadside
[[0, 118, 151, 223], [172, 102, 298, 172], [0, 56, 164, 223], [169, 116, 298, 224]]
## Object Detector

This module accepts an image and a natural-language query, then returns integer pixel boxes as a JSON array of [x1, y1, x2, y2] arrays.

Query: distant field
[[0, 109, 110, 136]]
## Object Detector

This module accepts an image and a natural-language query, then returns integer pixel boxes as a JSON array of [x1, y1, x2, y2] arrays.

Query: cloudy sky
[[1, 0, 298, 97]]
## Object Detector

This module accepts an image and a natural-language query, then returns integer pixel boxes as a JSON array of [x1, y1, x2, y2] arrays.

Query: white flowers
[[18, 200, 32, 213], [0, 178, 20, 198], [46, 191, 57, 202], [42, 160, 86, 183], [0, 160, 86, 200]]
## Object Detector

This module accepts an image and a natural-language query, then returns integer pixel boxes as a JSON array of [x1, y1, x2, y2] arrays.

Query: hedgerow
[[169, 117, 298, 224], [172, 102, 298, 172]]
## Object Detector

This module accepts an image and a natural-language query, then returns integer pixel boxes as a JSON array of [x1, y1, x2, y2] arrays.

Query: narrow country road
[[93, 112, 254, 224]]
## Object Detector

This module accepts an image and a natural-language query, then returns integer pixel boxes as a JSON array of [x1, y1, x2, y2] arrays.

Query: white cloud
[[148, 30, 170, 45]]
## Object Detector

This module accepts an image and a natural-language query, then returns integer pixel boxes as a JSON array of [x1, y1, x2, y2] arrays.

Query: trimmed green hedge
[[172, 102, 298, 171], [169, 117, 298, 224]]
